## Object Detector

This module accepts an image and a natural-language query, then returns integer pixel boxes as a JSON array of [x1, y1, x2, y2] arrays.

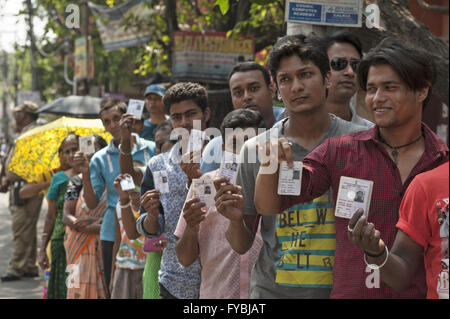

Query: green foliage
[[215, 0, 230, 15]]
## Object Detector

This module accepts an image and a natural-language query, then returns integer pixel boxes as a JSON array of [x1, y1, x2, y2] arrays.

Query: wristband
[[364, 246, 389, 270]]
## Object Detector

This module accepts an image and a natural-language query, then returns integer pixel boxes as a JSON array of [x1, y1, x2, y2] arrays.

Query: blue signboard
[[286, 0, 362, 27], [288, 3, 322, 23]]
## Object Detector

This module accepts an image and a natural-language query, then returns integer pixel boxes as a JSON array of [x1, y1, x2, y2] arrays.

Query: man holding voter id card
[[254, 38, 448, 298], [136, 82, 211, 299], [216, 35, 365, 299]]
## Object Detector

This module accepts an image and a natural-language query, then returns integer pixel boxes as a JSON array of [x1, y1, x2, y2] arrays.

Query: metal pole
[[82, 1, 89, 95]]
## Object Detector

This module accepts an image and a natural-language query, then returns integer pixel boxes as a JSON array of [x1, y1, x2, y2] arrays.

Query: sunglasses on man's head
[[330, 58, 360, 72]]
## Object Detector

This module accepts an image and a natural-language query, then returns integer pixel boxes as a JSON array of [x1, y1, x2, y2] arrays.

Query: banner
[[172, 31, 254, 84], [75, 37, 94, 81], [285, 0, 363, 27], [88, 0, 159, 51]]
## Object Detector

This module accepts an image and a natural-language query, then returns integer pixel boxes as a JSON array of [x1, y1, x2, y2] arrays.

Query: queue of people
[[0, 31, 448, 300]]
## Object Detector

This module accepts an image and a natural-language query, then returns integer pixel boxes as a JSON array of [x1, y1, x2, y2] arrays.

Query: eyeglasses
[[330, 58, 360, 72]]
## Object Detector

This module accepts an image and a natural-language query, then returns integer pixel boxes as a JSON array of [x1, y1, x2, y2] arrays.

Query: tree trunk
[[164, 0, 179, 70]]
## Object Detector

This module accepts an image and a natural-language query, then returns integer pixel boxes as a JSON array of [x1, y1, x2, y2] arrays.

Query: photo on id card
[[153, 170, 169, 194], [192, 178, 215, 207], [334, 176, 373, 219], [277, 161, 302, 196], [218, 151, 239, 184]]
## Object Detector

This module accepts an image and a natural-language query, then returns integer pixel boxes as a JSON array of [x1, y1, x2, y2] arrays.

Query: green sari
[[46, 171, 69, 299]]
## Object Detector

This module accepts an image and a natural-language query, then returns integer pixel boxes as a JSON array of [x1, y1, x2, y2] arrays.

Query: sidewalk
[[0, 192, 46, 299]]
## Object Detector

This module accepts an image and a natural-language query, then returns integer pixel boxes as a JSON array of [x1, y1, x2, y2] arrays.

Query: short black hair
[[220, 108, 266, 139], [324, 30, 362, 57], [153, 120, 173, 136], [99, 98, 127, 115], [357, 37, 437, 109], [268, 34, 330, 86], [228, 62, 271, 87], [58, 133, 79, 153], [94, 135, 108, 151], [163, 82, 208, 114]]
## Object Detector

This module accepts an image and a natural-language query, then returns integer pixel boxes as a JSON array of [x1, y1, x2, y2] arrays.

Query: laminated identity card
[[127, 99, 145, 120], [187, 129, 206, 154], [277, 161, 302, 196], [79, 135, 96, 155], [218, 151, 239, 185], [335, 176, 373, 219], [120, 175, 135, 191], [153, 170, 170, 194], [192, 178, 215, 207]]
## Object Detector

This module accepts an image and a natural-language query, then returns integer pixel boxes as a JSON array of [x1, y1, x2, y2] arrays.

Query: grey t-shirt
[[236, 114, 366, 299]]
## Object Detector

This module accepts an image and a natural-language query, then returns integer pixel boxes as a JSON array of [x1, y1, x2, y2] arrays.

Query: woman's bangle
[[118, 201, 131, 209], [364, 246, 389, 270]]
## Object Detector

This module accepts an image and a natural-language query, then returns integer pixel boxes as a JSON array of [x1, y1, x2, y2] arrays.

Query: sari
[[65, 192, 108, 299], [46, 172, 69, 299]]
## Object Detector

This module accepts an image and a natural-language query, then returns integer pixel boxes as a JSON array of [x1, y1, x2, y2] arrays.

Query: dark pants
[[159, 283, 178, 299], [101, 240, 114, 296]]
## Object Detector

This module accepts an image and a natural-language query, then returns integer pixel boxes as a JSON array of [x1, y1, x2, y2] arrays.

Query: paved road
[[0, 192, 46, 299]]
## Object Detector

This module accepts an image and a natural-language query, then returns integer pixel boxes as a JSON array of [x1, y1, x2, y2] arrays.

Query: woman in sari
[[62, 135, 108, 299], [38, 133, 79, 299]]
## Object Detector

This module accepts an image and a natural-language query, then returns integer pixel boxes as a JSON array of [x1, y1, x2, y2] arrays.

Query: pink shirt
[[175, 170, 263, 299]]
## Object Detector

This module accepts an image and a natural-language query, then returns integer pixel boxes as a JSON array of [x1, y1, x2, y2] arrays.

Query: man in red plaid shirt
[[255, 38, 449, 298]]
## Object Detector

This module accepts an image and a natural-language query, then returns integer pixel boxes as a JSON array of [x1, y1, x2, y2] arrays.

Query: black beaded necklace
[[380, 134, 423, 165]]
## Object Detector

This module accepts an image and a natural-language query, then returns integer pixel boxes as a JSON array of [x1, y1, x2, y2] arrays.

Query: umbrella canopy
[[8, 117, 112, 183], [37, 95, 103, 118]]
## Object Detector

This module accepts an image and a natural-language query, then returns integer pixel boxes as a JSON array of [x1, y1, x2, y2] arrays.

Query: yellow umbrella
[[8, 116, 112, 183]]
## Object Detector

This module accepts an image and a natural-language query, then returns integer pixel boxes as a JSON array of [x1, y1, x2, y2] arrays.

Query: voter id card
[[277, 161, 302, 196], [192, 178, 215, 207], [79, 135, 96, 155], [153, 170, 169, 194], [127, 99, 145, 120], [120, 175, 135, 191], [218, 151, 239, 185], [187, 129, 206, 153]]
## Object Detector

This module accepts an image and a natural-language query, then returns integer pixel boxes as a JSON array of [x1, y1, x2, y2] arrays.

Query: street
[[0, 192, 46, 299]]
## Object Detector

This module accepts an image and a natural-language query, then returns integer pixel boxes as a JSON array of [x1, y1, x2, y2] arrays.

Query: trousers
[[7, 193, 44, 276]]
